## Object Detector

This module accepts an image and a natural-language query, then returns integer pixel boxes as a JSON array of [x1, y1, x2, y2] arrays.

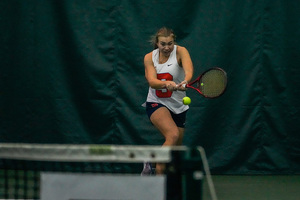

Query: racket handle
[[176, 84, 187, 89], [176, 80, 188, 88]]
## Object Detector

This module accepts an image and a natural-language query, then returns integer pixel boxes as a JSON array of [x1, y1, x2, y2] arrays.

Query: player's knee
[[166, 131, 180, 144]]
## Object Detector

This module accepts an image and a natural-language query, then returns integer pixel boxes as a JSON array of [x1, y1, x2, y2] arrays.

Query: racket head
[[188, 67, 227, 98]]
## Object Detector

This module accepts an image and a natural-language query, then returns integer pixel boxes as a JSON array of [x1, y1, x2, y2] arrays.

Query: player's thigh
[[150, 107, 178, 135]]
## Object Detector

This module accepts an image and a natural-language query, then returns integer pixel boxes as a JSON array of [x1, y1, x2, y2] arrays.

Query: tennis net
[[0, 143, 217, 200]]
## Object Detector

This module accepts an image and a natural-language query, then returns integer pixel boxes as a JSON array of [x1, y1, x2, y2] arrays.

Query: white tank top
[[145, 45, 189, 114]]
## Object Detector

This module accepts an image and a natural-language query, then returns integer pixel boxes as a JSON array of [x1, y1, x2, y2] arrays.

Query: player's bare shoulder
[[144, 52, 154, 67], [144, 51, 152, 61], [176, 45, 189, 56], [176, 45, 189, 65]]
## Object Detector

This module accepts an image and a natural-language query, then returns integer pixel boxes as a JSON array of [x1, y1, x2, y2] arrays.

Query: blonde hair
[[150, 27, 176, 49]]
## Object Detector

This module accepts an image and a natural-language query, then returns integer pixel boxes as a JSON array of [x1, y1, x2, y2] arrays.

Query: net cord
[[0, 143, 186, 163]]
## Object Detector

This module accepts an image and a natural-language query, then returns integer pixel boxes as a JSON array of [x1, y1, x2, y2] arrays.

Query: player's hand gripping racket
[[183, 67, 227, 98]]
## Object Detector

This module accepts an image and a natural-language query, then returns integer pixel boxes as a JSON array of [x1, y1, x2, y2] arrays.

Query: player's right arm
[[144, 52, 176, 90]]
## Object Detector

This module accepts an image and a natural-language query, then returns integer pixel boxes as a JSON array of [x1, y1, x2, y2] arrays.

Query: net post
[[166, 149, 183, 200], [166, 147, 203, 200], [181, 147, 203, 200]]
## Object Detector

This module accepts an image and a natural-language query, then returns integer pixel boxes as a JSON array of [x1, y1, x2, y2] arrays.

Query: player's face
[[157, 36, 174, 57]]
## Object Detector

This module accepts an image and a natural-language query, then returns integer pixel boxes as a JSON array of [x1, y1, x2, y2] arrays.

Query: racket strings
[[199, 70, 227, 98]]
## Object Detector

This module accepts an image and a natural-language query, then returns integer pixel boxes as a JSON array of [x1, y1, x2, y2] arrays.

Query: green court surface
[[203, 175, 300, 200]]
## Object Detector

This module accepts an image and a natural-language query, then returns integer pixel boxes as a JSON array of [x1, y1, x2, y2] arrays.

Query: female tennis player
[[141, 27, 194, 175]]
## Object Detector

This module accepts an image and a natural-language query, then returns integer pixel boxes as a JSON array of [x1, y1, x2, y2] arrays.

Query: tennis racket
[[183, 67, 227, 98]]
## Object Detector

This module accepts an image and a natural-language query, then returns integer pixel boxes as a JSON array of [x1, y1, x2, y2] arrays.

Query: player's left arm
[[177, 46, 194, 89]]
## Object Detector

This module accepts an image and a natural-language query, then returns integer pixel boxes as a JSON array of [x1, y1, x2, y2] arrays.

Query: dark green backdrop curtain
[[0, 0, 299, 174]]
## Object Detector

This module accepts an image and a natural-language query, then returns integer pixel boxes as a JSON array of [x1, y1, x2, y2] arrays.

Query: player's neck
[[159, 53, 169, 64]]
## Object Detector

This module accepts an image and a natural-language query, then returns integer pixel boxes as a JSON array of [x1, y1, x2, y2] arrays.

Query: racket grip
[[176, 80, 187, 88], [176, 84, 187, 90]]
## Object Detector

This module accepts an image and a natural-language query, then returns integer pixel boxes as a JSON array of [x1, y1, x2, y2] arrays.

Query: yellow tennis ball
[[182, 96, 191, 105]]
